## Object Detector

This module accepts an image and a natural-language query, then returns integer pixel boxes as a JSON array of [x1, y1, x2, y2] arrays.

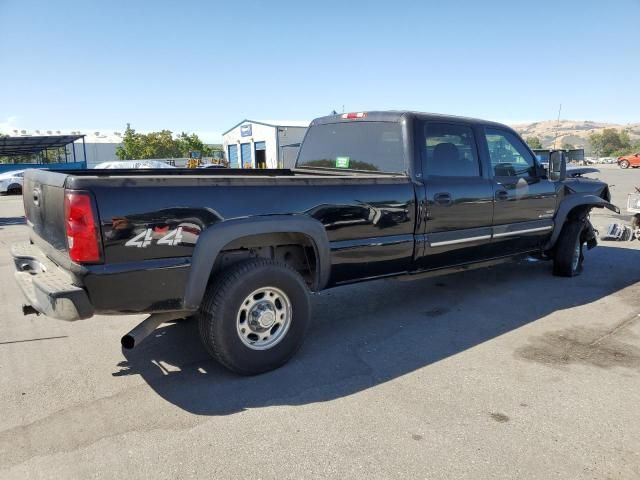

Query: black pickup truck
[[13, 111, 618, 374]]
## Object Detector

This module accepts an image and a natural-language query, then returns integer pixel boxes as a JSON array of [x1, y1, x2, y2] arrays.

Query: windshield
[[296, 122, 405, 173]]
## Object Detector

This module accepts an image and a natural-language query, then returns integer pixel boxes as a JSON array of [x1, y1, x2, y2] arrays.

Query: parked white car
[[93, 160, 175, 169], [0, 170, 25, 194]]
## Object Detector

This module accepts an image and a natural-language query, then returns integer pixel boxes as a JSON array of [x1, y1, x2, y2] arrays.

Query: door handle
[[495, 190, 509, 201], [433, 192, 452, 206]]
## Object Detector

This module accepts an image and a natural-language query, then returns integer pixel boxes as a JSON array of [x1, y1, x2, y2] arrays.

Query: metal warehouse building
[[222, 119, 309, 169]]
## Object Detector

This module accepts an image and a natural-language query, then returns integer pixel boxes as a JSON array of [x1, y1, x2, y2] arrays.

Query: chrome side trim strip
[[430, 235, 492, 247], [492, 226, 553, 238]]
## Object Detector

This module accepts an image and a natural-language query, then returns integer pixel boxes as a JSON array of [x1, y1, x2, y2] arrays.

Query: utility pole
[[552, 103, 562, 149]]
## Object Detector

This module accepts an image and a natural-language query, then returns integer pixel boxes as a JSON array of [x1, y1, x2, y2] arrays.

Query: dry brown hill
[[511, 120, 640, 150]]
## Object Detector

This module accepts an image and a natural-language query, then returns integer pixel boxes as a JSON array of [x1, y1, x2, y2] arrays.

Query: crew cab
[[13, 111, 619, 375]]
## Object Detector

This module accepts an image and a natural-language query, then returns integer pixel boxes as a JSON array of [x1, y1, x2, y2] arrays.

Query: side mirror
[[549, 151, 566, 181], [535, 163, 547, 178]]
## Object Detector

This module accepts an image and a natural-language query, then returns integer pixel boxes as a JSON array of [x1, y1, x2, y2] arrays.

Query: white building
[[0, 128, 123, 167], [222, 120, 309, 169]]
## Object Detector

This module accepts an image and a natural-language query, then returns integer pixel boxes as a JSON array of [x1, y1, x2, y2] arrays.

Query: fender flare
[[183, 215, 330, 310], [545, 194, 619, 250]]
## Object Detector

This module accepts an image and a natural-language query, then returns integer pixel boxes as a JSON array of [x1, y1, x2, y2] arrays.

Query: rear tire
[[619, 160, 630, 169], [553, 220, 584, 277], [198, 258, 311, 375]]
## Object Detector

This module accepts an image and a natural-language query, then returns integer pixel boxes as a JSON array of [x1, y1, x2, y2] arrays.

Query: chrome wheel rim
[[236, 286, 292, 350], [572, 240, 581, 271]]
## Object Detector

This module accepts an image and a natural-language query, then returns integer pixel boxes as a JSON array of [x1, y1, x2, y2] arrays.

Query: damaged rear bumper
[[12, 242, 94, 321]]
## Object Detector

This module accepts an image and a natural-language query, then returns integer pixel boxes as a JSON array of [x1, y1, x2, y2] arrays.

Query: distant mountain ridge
[[511, 120, 640, 150]]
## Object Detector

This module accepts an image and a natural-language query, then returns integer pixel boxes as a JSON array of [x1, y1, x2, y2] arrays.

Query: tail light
[[64, 191, 102, 263]]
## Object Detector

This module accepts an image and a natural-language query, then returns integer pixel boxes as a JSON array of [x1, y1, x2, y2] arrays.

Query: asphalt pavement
[[1, 165, 639, 479]]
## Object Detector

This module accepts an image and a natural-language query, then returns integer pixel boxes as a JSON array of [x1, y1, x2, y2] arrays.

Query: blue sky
[[1, 0, 639, 141]]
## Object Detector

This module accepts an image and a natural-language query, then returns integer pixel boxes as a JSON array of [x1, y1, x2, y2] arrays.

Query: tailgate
[[23, 169, 70, 254]]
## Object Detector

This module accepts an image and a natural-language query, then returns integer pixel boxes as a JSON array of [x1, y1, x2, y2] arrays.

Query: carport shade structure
[[0, 134, 86, 163]]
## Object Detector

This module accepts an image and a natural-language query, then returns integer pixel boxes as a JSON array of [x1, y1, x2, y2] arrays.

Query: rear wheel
[[619, 160, 630, 169], [198, 258, 311, 375], [553, 220, 585, 277], [7, 184, 22, 195]]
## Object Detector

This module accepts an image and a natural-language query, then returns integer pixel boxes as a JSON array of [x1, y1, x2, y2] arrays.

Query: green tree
[[526, 136, 542, 149], [175, 132, 214, 157], [561, 143, 575, 150], [140, 130, 180, 159], [588, 132, 603, 157], [116, 125, 213, 160], [588, 128, 632, 157], [115, 125, 143, 160]]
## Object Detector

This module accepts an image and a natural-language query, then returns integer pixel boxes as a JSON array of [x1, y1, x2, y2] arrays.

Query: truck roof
[[310, 110, 510, 130]]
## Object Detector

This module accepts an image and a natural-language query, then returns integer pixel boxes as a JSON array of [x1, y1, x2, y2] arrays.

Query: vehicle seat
[[430, 142, 478, 176], [431, 143, 460, 176]]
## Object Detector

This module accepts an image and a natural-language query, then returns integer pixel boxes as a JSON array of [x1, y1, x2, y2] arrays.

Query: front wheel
[[553, 220, 585, 277], [198, 258, 311, 375], [619, 160, 630, 169]]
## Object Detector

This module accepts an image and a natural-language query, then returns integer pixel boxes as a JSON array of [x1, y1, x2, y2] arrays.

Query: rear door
[[481, 127, 557, 254], [296, 119, 416, 283], [416, 121, 494, 269]]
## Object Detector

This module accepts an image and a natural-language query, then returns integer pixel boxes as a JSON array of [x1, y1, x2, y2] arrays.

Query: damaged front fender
[[545, 194, 620, 250]]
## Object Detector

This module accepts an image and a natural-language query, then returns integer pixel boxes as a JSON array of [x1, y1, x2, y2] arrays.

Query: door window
[[423, 123, 480, 177], [484, 128, 536, 178]]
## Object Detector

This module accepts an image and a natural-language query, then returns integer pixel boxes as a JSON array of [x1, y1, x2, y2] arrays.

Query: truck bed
[[22, 167, 416, 294], [50, 167, 406, 178]]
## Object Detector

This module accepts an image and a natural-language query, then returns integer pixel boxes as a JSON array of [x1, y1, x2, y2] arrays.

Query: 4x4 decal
[[125, 227, 183, 248]]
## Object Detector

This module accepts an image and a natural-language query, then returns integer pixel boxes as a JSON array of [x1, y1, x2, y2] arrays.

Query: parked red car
[[618, 153, 640, 169]]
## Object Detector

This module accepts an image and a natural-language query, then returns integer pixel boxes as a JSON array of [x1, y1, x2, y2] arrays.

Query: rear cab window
[[296, 122, 406, 174]]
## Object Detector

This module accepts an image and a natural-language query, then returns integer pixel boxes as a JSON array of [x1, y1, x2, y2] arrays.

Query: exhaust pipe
[[22, 305, 40, 316], [121, 311, 188, 350]]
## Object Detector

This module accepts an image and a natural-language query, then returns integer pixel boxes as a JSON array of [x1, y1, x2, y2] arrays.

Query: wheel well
[[212, 232, 319, 289], [567, 205, 591, 221]]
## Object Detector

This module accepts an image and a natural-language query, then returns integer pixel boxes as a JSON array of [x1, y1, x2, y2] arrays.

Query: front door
[[417, 121, 495, 269], [482, 127, 558, 254]]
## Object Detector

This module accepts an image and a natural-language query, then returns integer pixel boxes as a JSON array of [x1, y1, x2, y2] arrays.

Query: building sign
[[240, 124, 252, 137]]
